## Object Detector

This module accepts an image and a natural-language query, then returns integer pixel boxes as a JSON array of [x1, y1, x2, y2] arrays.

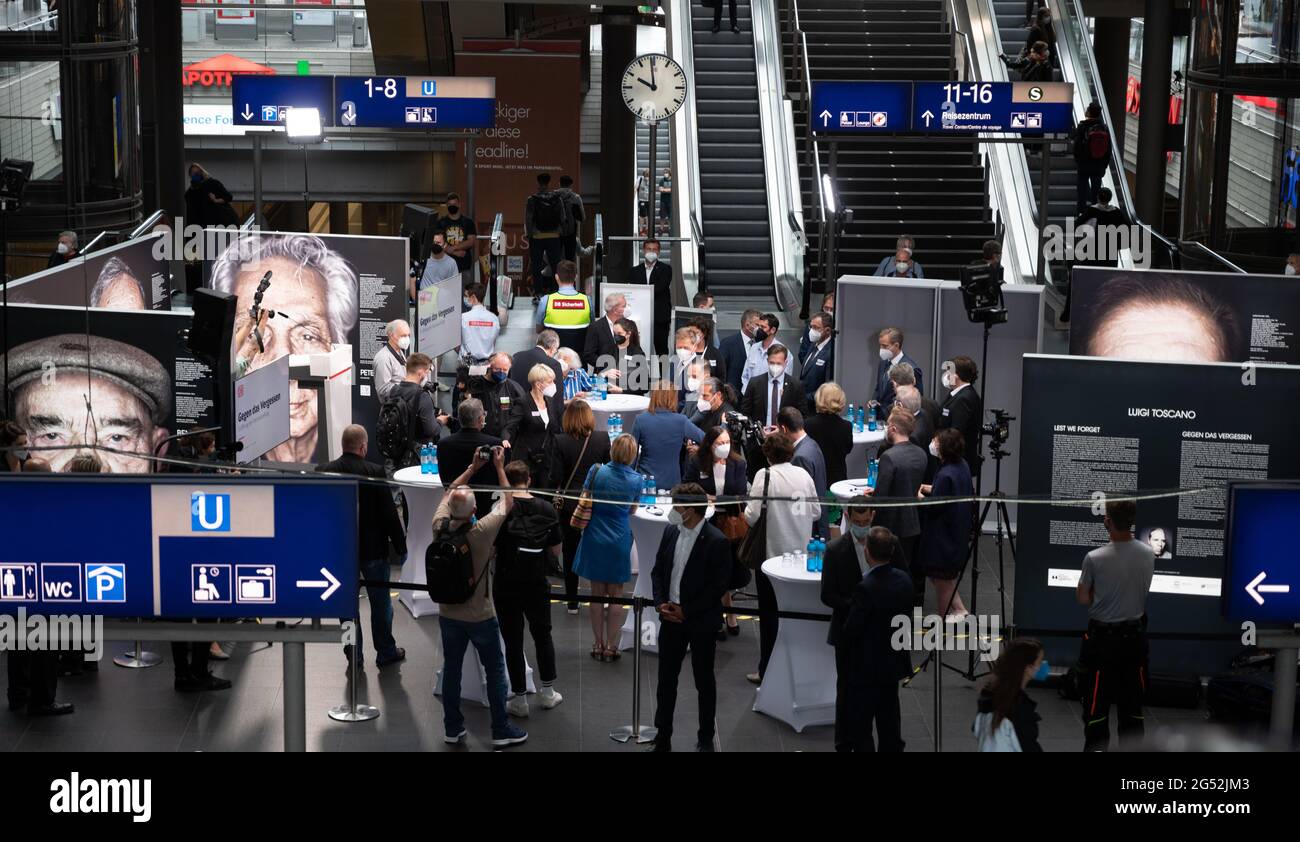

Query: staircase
[[634, 121, 674, 264], [783, 0, 997, 280], [992, 0, 1076, 286], [691, 0, 776, 298]]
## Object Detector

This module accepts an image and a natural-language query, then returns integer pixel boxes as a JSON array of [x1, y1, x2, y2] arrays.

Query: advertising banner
[[4, 234, 172, 311], [1069, 266, 1300, 365], [1014, 353, 1300, 671], [204, 230, 408, 463], [234, 353, 290, 463], [416, 272, 463, 359], [0, 303, 216, 473]]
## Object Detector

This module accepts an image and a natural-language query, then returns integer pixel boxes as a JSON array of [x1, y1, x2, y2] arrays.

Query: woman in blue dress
[[573, 433, 643, 661]]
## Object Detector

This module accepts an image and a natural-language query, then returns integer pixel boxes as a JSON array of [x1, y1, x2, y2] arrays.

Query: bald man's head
[[341, 424, 367, 455]]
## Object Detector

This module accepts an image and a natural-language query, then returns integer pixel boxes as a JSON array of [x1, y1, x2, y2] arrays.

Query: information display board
[[416, 271, 463, 359], [912, 81, 1074, 133], [334, 76, 496, 129], [231, 75, 334, 127], [234, 353, 291, 463], [0, 476, 358, 620], [810, 81, 912, 135], [1223, 483, 1300, 624]]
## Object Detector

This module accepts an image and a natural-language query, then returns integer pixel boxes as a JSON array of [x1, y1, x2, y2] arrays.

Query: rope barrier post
[[329, 594, 379, 724], [283, 640, 307, 752], [934, 648, 943, 752], [610, 594, 657, 744], [113, 639, 161, 669]]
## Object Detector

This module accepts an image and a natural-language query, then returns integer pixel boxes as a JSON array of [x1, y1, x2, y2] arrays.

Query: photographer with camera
[[938, 356, 982, 477], [436, 398, 504, 518]]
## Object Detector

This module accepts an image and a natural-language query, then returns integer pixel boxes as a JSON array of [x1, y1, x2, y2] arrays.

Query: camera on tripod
[[982, 408, 1014, 451], [958, 261, 1007, 326], [723, 410, 764, 452]]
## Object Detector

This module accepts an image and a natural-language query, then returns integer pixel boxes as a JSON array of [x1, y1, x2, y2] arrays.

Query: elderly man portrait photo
[[89, 256, 150, 311], [210, 233, 359, 464], [2, 334, 172, 473]]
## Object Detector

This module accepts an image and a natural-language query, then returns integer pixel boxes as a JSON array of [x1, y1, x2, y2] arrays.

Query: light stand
[[285, 107, 324, 231]]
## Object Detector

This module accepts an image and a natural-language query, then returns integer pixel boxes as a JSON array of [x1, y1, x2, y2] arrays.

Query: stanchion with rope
[[329, 590, 379, 723], [610, 595, 657, 744], [114, 639, 162, 669]]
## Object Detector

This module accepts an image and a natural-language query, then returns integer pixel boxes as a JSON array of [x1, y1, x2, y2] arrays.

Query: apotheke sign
[[183, 54, 275, 88]]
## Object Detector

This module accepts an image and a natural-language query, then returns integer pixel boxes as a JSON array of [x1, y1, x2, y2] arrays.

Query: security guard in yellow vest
[[533, 259, 591, 353]]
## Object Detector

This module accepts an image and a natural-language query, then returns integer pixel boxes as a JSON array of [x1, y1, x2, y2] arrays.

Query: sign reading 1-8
[[622, 54, 688, 122], [942, 82, 994, 104], [363, 77, 401, 98]]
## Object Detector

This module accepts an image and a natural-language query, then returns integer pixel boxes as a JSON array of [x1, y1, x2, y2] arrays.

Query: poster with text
[[3, 234, 172, 311], [1069, 267, 1300, 364], [416, 272, 463, 359], [1014, 353, 1300, 672], [203, 230, 408, 464], [0, 303, 215, 473]]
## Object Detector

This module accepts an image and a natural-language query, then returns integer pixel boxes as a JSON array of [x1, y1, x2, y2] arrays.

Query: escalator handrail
[[593, 212, 604, 283], [690, 209, 707, 292], [1178, 239, 1248, 274]]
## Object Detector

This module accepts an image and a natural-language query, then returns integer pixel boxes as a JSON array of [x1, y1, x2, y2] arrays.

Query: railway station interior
[[1, 0, 1299, 767]]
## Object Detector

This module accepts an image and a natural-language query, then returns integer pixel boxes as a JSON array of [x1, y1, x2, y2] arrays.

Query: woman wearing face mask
[[631, 381, 705, 490], [691, 426, 748, 639], [511, 364, 564, 488], [184, 163, 238, 228], [974, 637, 1046, 751], [615, 317, 648, 396], [916, 428, 974, 617]]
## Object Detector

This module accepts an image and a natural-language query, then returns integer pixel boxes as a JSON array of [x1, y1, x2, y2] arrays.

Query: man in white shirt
[[740, 312, 785, 394], [650, 481, 733, 752], [374, 319, 412, 403], [459, 282, 499, 364]]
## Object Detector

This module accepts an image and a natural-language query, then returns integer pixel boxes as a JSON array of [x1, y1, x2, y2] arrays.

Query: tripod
[[959, 434, 1017, 679]]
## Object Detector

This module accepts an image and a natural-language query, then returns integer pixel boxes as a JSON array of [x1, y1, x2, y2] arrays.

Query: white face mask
[[768, 362, 784, 379], [697, 396, 713, 414], [713, 443, 730, 460], [929, 441, 940, 458], [667, 508, 684, 526], [57, 243, 70, 254], [396, 335, 411, 351], [808, 329, 823, 345], [896, 261, 909, 273], [878, 347, 893, 362], [644, 251, 659, 264], [686, 377, 701, 393], [1288, 264, 1298, 276], [542, 383, 557, 398], [942, 371, 955, 389], [676, 348, 694, 364]]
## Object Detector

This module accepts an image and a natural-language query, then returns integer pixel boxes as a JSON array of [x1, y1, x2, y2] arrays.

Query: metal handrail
[[80, 230, 111, 256], [665, 0, 705, 293], [1178, 239, 1247, 273], [489, 212, 504, 310], [782, 0, 824, 287], [593, 212, 604, 285], [689, 210, 707, 292], [128, 210, 166, 240]]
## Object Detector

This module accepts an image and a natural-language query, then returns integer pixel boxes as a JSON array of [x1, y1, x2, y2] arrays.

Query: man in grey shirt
[[374, 319, 412, 404], [413, 231, 461, 300], [1075, 498, 1153, 751]]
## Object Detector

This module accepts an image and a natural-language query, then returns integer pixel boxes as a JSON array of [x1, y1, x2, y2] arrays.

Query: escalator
[[690, 0, 777, 298], [782, 0, 998, 279]]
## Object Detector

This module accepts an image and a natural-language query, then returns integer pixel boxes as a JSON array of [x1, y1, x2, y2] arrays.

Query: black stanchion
[[609, 595, 658, 744]]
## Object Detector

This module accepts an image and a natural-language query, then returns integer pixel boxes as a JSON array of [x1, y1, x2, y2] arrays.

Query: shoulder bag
[[570, 463, 599, 530], [737, 469, 771, 571]]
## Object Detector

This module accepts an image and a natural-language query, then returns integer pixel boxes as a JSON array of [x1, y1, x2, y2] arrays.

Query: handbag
[[555, 435, 591, 517], [569, 463, 598, 530], [737, 470, 771, 571]]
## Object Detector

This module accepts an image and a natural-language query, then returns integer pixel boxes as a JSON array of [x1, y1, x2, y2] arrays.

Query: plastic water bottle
[[644, 475, 656, 505], [613, 413, 622, 436], [428, 443, 439, 475], [846, 402, 856, 423], [806, 536, 818, 573], [868, 457, 879, 489], [817, 535, 827, 572], [596, 376, 608, 400], [419, 443, 430, 474]]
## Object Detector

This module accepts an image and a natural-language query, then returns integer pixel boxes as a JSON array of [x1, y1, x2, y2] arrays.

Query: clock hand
[[636, 76, 656, 90]]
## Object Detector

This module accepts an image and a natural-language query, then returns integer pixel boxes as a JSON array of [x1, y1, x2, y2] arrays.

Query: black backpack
[[494, 500, 560, 586], [425, 518, 485, 604], [376, 388, 418, 465], [532, 191, 564, 231]]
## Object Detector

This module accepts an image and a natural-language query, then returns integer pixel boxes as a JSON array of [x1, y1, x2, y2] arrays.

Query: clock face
[[621, 53, 688, 122]]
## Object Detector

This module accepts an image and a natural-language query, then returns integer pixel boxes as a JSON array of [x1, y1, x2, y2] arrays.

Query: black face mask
[[754, 329, 768, 343], [431, 243, 444, 255], [615, 335, 629, 346], [446, 205, 459, 216]]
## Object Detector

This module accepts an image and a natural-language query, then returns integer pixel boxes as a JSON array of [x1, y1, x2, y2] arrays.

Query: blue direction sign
[[334, 76, 496, 129], [912, 81, 1074, 133], [1223, 483, 1300, 624], [231, 75, 334, 127], [810, 81, 912, 135], [0, 476, 358, 620]]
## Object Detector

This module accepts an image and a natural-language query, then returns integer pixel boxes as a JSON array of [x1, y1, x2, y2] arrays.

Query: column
[[1092, 17, 1132, 151], [1136, 0, 1174, 228], [599, 8, 638, 273]]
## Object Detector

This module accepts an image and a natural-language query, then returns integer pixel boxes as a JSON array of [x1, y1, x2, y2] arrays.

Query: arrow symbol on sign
[[1245, 571, 1290, 605], [921, 109, 934, 126], [241, 104, 254, 120], [819, 109, 832, 127], [296, 568, 340, 601]]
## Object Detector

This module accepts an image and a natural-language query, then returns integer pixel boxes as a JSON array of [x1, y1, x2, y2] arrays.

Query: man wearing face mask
[[415, 231, 462, 301], [719, 308, 761, 396], [670, 326, 702, 410], [740, 344, 804, 434], [374, 319, 413, 404], [460, 283, 500, 365], [689, 377, 733, 431], [798, 312, 835, 411], [583, 292, 628, 370], [477, 351, 528, 445], [649, 482, 733, 752], [873, 236, 924, 278], [626, 237, 673, 355], [740, 313, 783, 394], [874, 327, 923, 413], [46, 231, 79, 268], [434, 192, 479, 274], [938, 355, 983, 478], [388, 353, 448, 469]]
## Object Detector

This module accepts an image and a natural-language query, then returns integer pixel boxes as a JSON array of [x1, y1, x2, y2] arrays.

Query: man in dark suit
[[690, 376, 734, 431], [649, 482, 733, 752], [780, 407, 829, 537], [821, 501, 904, 751], [939, 354, 983, 480], [740, 345, 805, 430], [318, 424, 408, 667], [868, 409, 929, 606], [435, 398, 504, 517], [718, 308, 761, 397], [798, 311, 835, 410], [626, 237, 673, 355], [582, 291, 627, 371], [843, 526, 915, 752], [508, 330, 563, 389], [874, 327, 924, 414]]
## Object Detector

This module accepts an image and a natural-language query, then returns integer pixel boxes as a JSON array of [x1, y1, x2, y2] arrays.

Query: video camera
[[982, 408, 1014, 451], [723, 410, 765, 453], [958, 261, 1007, 326]]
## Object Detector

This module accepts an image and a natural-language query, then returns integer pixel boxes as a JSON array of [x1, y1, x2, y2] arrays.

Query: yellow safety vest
[[543, 290, 591, 328]]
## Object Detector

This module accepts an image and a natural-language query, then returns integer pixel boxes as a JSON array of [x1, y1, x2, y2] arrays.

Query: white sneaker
[[540, 686, 564, 709], [507, 695, 530, 718]]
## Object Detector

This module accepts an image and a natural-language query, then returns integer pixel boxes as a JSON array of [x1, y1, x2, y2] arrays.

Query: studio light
[[284, 107, 323, 143]]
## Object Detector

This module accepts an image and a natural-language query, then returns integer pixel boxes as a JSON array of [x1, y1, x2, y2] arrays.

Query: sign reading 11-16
[[913, 81, 1074, 134]]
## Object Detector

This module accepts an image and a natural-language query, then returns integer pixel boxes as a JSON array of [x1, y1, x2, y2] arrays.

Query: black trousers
[[561, 522, 583, 609], [529, 236, 563, 295], [171, 642, 211, 681], [756, 566, 778, 677], [495, 582, 558, 694], [1076, 168, 1104, 211], [898, 534, 922, 605], [7, 651, 58, 709], [560, 235, 578, 262], [1079, 623, 1147, 751], [847, 682, 905, 752], [712, 0, 737, 27], [654, 618, 717, 746], [833, 641, 852, 752]]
